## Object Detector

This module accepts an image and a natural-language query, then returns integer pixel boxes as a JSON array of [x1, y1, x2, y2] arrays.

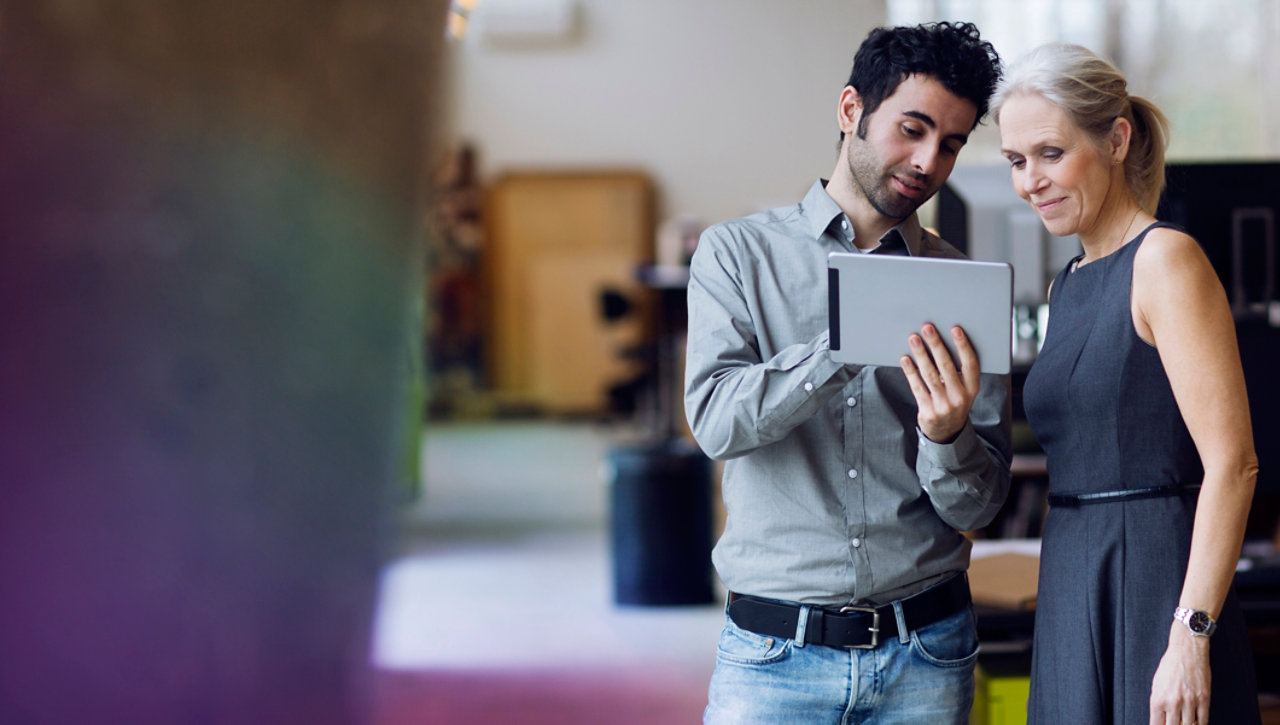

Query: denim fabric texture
[[704, 604, 977, 724]]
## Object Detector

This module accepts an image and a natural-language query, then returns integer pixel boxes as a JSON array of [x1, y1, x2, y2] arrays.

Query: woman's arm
[[1132, 226, 1258, 725]]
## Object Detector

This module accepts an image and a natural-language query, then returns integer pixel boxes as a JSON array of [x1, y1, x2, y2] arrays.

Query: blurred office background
[[2, 1, 1278, 723], [410, 1, 1280, 721]]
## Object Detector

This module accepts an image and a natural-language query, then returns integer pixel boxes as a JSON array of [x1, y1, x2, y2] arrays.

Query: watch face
[[1188, 611, 1212, 633]]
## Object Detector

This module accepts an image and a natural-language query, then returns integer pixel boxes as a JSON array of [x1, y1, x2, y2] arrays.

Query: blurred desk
[[971, 539, 1039, 645]]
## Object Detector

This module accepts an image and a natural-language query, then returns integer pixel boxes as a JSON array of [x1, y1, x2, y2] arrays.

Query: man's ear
[[838, 86, 863, 138]]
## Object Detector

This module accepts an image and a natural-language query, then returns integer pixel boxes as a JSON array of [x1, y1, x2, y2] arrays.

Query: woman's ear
[[1109, 116, 1133, 164], [838, 86, 863, 138]]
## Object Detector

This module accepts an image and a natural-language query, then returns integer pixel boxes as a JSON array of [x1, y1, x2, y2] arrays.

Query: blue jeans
[[704, 599, 978, 724]]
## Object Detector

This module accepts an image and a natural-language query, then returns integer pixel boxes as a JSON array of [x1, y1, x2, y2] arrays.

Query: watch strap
[[1174, 606, 1217, 637]]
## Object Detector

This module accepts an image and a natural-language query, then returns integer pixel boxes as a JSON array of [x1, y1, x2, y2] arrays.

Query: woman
[[993, 43, 1260, 724]]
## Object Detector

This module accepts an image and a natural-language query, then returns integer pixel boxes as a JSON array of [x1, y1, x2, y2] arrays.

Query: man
[[684, 22, 1009, 723]]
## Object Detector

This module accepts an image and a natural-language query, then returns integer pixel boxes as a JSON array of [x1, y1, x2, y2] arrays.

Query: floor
[[367, 421, 1280, 724], [370, 421, 723, 724]]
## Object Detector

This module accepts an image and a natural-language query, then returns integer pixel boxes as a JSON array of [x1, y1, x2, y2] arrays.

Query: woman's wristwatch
[[1174, 606, 1217, 637]]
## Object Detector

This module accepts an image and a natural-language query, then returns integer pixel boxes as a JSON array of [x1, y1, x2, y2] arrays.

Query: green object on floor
[[972, 666, 1030, 725]]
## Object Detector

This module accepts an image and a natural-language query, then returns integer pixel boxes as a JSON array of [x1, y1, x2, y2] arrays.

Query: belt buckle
[[838, 605, 879, 649]]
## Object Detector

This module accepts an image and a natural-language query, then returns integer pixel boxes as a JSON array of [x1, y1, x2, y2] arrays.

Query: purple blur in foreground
[[0, 3, 446, 723]]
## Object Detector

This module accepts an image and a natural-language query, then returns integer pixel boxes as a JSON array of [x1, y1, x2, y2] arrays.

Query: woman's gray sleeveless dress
[[1022, 223, 1259, 723]]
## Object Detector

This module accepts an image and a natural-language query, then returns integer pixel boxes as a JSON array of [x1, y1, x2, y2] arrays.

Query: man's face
[[842, 74, 979, 221]]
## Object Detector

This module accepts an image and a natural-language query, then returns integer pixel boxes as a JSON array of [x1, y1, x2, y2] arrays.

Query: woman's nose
[[1022, 163, 1047, 194]]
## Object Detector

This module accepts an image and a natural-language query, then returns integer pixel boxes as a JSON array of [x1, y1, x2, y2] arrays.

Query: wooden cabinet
[[483, 171, 655, 414]]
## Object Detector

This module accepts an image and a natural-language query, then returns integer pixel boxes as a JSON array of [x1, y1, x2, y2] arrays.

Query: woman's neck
[[1077, 199, 1145, 268]]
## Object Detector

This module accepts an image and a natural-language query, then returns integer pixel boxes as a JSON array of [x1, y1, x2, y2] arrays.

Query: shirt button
[[851, 537, 862, 548], [846, 397, 857, 407], [847, 469, 858, 479], [803, 382, 813, 392]]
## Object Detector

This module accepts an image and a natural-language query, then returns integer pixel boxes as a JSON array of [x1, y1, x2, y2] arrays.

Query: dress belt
[[725, 574, 970, 650], [1047, 483, 1201, 508]]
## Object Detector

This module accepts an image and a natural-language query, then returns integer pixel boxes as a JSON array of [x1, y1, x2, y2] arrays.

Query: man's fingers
[[908, 333, 946, 393], [920, 324, 965, 393], [950, 326, 982, 392], [899, 354, 931, 403]]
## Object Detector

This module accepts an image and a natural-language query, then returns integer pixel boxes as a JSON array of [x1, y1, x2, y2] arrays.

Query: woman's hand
[[900, 324, 981, 443], [1149, 621, 1211, 725]]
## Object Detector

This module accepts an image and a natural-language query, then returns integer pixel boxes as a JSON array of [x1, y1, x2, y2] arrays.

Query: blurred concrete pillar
[[0, 2, 447, 722]]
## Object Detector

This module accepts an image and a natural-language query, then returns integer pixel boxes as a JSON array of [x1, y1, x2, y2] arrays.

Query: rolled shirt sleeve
[[915, 373, 1013, 532]]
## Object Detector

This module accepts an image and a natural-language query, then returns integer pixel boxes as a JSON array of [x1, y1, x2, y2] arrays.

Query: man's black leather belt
[[726, 574, 970, 650], [1047, 483, 1201, 508]]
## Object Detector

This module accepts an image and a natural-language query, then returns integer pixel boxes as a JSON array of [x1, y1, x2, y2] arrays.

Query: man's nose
[[911, 146, 938, 176]]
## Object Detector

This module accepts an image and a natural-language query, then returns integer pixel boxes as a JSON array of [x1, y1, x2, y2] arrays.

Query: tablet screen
[[827, 252, 1013, 375]]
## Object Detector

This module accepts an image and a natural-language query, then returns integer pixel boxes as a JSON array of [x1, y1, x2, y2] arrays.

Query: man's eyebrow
[[903, 110, 969, 145], [903, 110, 937, 128]]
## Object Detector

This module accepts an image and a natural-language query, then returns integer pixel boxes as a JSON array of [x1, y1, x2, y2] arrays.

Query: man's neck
[[824, 171, 906, 250]]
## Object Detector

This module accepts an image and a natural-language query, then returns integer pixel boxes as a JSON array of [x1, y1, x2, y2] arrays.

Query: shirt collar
[[802, 179, 924, 256]]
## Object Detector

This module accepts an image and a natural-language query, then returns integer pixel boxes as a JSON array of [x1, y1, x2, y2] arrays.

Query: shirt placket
[[843, 372, 870, 596]]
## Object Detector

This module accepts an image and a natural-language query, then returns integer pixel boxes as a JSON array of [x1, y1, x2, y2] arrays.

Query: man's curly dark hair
[[840, 21, 1002, 144]]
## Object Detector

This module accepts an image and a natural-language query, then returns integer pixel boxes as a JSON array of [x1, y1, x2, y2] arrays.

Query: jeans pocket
[[716, 618, 792, 666], [909, 605, 979, 668]]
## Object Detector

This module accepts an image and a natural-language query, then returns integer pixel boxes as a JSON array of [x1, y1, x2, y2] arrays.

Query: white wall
[[443, 0, 888, 231]]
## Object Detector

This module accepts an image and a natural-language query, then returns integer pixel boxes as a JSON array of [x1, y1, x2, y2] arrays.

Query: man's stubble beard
[[844, 130, 932, 222]]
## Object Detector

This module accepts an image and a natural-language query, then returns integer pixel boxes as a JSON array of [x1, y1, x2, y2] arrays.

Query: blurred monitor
[[937, 164, 1082, 306]]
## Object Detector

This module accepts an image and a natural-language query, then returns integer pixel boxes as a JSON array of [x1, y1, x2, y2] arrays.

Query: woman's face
[[999, 92, 1115, 239]]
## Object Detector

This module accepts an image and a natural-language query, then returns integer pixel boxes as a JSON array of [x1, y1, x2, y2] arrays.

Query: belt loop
[[794, 604, 811, 648], [892, 600, 910, 645]]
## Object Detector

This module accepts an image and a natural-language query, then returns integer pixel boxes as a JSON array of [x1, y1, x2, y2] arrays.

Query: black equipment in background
[[1157, 161, 1280, 538]]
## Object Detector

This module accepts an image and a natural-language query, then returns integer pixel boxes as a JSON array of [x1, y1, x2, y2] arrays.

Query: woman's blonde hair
[[992, 43, 1170, 213]]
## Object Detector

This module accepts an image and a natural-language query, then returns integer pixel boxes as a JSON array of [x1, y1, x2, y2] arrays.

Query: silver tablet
[[827, 252, 1013, 375]]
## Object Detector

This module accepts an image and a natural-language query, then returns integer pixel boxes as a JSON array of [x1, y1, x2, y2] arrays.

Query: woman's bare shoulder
[[1133, 225, 1215, 284]]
